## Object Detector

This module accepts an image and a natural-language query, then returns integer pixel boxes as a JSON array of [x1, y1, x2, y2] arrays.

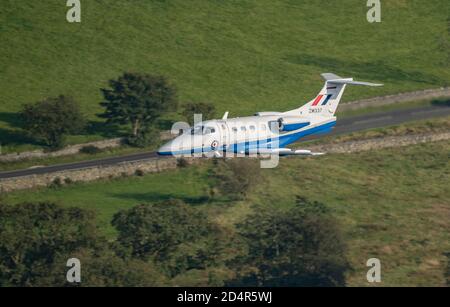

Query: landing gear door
[[218, 121, 230, 152]]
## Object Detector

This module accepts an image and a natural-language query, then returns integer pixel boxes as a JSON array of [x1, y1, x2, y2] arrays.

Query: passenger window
[[232, 127, 238, 133], [249, 125, 256, 131], [241, 126, 246, 131], [203, 127, 215, 134]]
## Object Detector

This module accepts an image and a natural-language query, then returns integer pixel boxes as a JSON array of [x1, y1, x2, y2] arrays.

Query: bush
[[126, 127, 159, 148], [208, 159, 262, 200], [227, 198, 350, 287], [79, 145, 102, 154], [0, 202, 166, 286], [20, 95, 86, 149], [49, 177, 63, 188], [112, 200, 222, 277], [134, 169, 145, 176], [176, 158, 189, 168], [63, 177, 74, 185]]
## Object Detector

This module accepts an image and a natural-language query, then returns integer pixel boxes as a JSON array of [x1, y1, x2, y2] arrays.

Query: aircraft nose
[[157, 140, 174, 156]]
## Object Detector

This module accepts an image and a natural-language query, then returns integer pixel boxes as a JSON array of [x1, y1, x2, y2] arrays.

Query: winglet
[[222, 111, 229, 120]]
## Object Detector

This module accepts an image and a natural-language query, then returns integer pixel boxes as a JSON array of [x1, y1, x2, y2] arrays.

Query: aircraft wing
[[248, 148, 325, 156]]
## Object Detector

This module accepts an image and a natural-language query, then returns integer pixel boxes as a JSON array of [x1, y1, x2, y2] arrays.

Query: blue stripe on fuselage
[[157, 121, 336, 156], [282, 122, 310, 131]]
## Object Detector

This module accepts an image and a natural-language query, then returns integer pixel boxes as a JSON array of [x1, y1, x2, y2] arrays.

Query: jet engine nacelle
[[276, 117, 310, 132]]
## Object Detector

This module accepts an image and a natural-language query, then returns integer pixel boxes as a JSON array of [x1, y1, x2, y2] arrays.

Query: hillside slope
[[1, 0, 449, 128], [4, 140, 450, 286]]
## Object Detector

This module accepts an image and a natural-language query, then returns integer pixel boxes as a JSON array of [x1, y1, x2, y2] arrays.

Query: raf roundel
[[211, 140, 219, 150]]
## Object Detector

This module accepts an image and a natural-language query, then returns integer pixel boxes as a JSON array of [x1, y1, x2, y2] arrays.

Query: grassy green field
[[1, 0, 449, 152], [2, 140, 449, 286]]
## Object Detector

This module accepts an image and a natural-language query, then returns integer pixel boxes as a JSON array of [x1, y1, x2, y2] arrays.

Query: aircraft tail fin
[[284, 73, 383, 117]]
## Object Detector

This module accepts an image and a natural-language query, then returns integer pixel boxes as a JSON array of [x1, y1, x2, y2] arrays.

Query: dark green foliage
[[20, 95, 86, 149], [112, 199, 221, 276], [0, 202, 98, 286], [99, 72, 177, 143], [431, 97, 450, 107], [49, 177, 63, 188], [0, 202, 166, 287], [176, 157, 189, 168], [227, 197, 350, 287], [182, 102, 216, 125], [79, 145, 102, 155], [134, 169, 145, 177], [63, 178, 74, 185], [125, 125, 159, 148], [49, 248, 167, 287], [209, 159, 262, 201]]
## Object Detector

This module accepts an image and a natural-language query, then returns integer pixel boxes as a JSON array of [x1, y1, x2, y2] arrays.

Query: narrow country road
[[1, 104, 449, 179]]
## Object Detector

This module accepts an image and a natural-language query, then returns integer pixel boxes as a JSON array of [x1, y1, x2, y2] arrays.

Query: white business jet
[[158, 73, 382, 157]]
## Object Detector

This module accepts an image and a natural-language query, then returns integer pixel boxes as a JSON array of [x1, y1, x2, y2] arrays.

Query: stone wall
[[308, 132, 450, 153], [0, 157, 197, 193], [339, 87, 450, 111], [2, 87, 449, 163], [0, 132, 176, 163], [0, 138, 125, 162], [1, 132, 449, 193]]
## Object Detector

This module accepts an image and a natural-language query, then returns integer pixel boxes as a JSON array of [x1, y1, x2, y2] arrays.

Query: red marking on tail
[[312, 95, 323, 106]]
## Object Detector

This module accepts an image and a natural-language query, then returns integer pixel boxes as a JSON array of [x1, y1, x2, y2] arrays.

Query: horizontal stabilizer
[[328, 79, 383, 87], [321, 73, 383, 86], [248, 148, 325, 156], [321, 73, 343, 81]]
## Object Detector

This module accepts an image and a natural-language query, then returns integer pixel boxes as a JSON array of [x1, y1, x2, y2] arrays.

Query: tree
[[0, 202, 97, 286], [112, 199, 221, 277], [99, 72, 177, 144], [0, 202, 167, 287], [208, 159, 262, 201], [182, 102, 216, 125], [48, 248, 167, 287], [227, 197, 350, 287], [20, 95, 85, 148]]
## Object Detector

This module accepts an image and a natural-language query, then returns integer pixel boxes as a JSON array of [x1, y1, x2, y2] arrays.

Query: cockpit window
[[191, 126, 204, 135], [191, 125, 216, 135]]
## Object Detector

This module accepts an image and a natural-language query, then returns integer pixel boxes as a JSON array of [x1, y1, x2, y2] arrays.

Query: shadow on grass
[[0, 112, 40, 148], [0, 112, 24, 128], [284, 53, 444, 85], [84, 121, 126, 138], [0, 127, 38, 147], [110, 192, 216, 206], [431, 97, 450, 107], [0, 111, 127, 149]]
